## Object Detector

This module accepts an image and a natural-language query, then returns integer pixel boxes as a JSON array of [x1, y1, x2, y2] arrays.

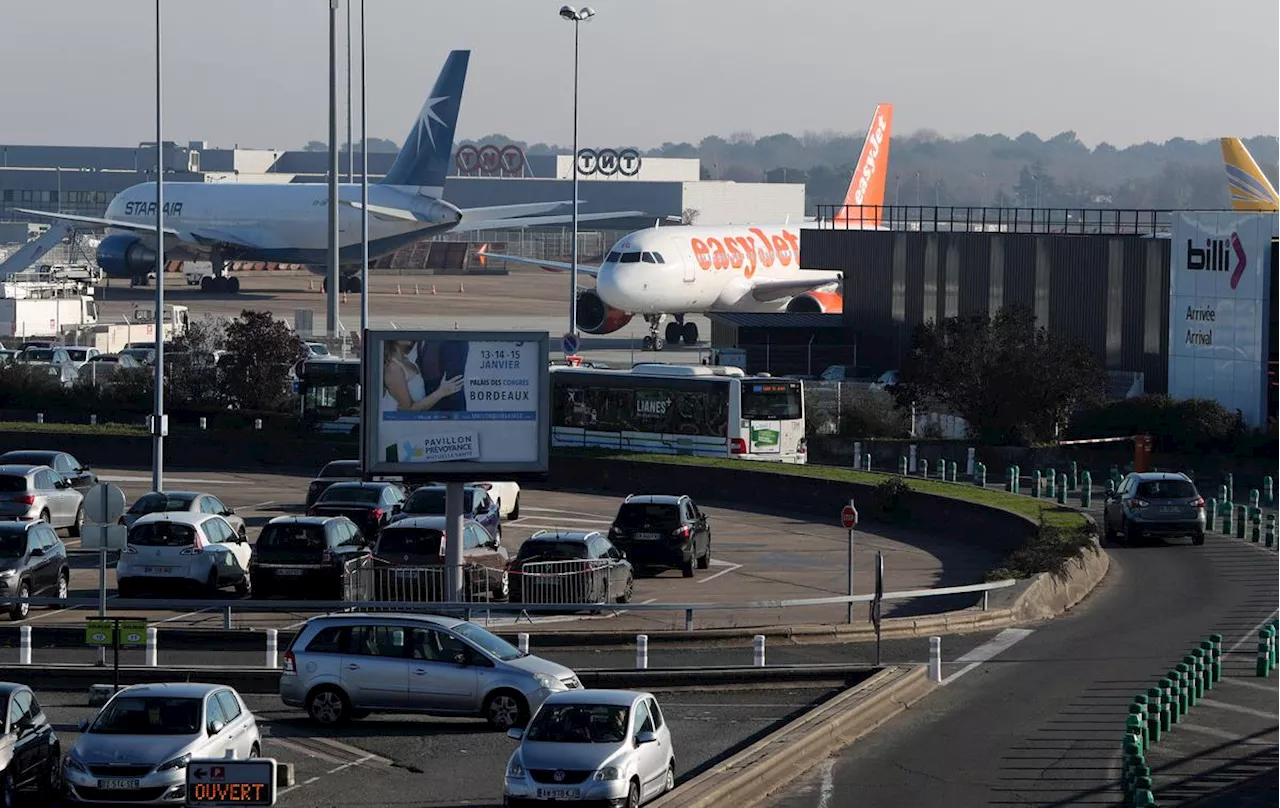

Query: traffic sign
[[86, 618, 148, 647], [562, 331, 581, 356], [186, 758, 278, 806], [841, 503, 858, 530], [84, 483, 127, 524], [81, 524, 128, 551]]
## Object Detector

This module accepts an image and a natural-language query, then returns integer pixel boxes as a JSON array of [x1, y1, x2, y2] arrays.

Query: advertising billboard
[[362, 330, 549, 478], [1167, 211, 1278, 427]]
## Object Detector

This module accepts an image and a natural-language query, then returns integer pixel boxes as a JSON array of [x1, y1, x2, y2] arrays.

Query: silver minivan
[[279, 613, 582, 731]]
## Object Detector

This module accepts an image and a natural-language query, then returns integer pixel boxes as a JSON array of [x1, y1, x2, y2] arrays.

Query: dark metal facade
[[802, 230, 1172, 392], [708, 313, 850, 377]]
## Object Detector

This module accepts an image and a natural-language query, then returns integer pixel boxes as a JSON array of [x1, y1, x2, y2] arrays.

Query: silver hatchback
[[0, 464, 84, 536], [279, 613, 581, 731]]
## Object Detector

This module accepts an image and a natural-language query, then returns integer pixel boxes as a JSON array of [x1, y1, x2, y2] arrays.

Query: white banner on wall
[[1167, 211, 1277, 427]]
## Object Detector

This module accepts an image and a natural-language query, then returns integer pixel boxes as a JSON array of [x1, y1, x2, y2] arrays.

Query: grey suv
[[0, 464, 84, 536], [1103, 472, 1206, 545]]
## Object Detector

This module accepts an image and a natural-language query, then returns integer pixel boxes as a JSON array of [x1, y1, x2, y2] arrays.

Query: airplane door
[[680, 240, 696, 283]]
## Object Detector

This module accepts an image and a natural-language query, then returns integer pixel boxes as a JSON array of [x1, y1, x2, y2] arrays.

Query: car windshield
[[526, 704, 630, 744], [1137, 480, 1197, 499], [0, 475, 28, 493], [21, 349, 54, 362], [129, 522, 197, 547], [404, 489, 446, 513], [319, 486, 381, 504], [90, 696, 202, 735], [452, 622, 523, 661], [377, 528, 443, 555], [0, 529, 27, 558], [257, 524, 326, 550], [614, 503, 681, 528], [66, 349, 90, 361], [517, 540, 588, 561], [319, 461, 360, 478], [128, 493, 195, 515]]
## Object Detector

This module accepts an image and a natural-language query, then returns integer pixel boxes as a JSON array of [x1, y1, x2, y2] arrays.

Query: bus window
[[741, 382, 803, 420]]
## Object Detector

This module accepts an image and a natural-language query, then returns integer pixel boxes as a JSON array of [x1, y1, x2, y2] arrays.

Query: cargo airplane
[[480, 103, 893, 350], [1221, 137, 1279, 212], [18, 50, 638, 294]]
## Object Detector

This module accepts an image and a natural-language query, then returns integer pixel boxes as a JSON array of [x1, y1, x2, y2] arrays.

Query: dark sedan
[[306, 482, 405, 541], [394, 484, 502, 541], [0, 450, 95, 492], [0, 683, 61, 804], [305, 460, 363, 508], [0, 521, 70, 621]]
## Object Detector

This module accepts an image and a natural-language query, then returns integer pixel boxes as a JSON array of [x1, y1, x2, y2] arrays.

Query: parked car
[[305, 460, 364, 508], [0, 520, 70, 621], [307, 482, 405, 541], [0, 464, 84, 537], [120, 491, 247, 538], [118, 346, 156, 365], [1103, 472, 1207, 545], [0, 450, 96, 493], [305, 342, 331, 359], [62, 682, 261, 805], [280, 612, 581, 730], [250, 516, 370, 599], [509, 530, 633, 605], [373, 516, 509, 601], [0, 349, 18, 365], [607, 495, 711, 578], [396, 484, 501, 540], [0, 682, 61, 803], [116, 512, 252, 597], [504, 690, 675, 808], [478, 481, 522, 521]]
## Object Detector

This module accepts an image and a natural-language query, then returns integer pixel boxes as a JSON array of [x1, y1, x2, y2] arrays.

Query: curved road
[[766, 514, 1279, 808]]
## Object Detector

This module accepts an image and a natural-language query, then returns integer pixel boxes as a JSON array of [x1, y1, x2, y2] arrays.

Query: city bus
[[550, 363, 807, 463], [297, 358, 361, 433]]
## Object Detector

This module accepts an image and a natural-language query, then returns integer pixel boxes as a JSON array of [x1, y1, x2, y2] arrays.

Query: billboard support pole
[[445, 482, 465, 603]]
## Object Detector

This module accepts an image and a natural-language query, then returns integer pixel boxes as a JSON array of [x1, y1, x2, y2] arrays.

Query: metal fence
[[513, 559, 613, 605], [344, 559, 499, 605]]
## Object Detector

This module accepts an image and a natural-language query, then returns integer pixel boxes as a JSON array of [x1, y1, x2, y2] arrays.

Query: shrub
[[986, 516, 1098, 580], [870, 477, 912, 522], [1068, 395, 1247, 454]]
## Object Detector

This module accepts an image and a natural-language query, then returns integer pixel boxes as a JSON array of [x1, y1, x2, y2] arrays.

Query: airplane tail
[[379, 50, 470, 193], [1221, 137, 1279, 212], [833, 103, 893, 229]]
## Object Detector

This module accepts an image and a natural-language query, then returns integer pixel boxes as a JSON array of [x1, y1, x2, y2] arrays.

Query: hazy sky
[[2, 0, 1277, 151]]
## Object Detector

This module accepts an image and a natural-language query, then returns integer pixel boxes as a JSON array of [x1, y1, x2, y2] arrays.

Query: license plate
[[143, 566, 171, 574], [277, 568, 305, 576], [1159, 506, 1180, 514], [635, 532, 663, 541], [98, 779, 140, 790], [536, 788, 581, 800]]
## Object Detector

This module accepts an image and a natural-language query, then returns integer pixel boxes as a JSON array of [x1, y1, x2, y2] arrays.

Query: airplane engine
[[785, 290, 844, 314], [576, 288, 634, 335], [96, 234, 157, 278]]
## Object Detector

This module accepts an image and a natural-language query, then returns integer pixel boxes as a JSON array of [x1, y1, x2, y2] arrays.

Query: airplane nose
[[595, 264, 637, 311]]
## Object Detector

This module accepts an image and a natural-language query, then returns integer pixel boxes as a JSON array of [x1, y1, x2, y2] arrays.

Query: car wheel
[[1103, 517, 1116, 544], [626, 778, 641, 808], [483, 689, 528, 731], [250, 742, 261, 758], [697, 540, 710, 570], [69, 505, 84, 538], [664, 759, 675, 793], [510, 495, 520, 521], [615, 574, 634, 604], [39, 509, 51, 525], [8, 581, 29, 621], [235, 574, 252, 596], [40, 742, 62, 801], [306, 686, 352, 727], [206, 569, 220, 596], [1124, 520, 1141, 546], [682, 556, 695, 578]]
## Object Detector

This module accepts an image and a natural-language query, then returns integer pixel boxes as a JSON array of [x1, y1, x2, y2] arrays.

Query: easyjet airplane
[[481, 103, 893, 350], [1221, 137, 1279, 212]]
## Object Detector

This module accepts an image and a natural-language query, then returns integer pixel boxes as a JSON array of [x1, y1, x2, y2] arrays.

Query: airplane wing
[[475, 247, 601, 278], [456, 210, 645, 233], [340, 200, 430, 223], [14, 208, 181, 237], [458, 200, 579, 221], [748, 273, 843, 302]]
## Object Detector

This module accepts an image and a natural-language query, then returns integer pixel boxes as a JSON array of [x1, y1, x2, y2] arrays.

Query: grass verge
[[0, 420, 149, 437]]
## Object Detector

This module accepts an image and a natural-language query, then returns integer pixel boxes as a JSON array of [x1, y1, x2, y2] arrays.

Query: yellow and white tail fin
[[1221, 137, 1279, 212], [833, 103, 893, 229]]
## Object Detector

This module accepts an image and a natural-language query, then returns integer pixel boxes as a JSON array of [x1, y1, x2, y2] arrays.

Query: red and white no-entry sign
[[841, 503, 858, 530]]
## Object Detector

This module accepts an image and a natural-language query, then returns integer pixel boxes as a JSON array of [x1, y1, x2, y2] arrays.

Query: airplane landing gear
[[199, 249, 241, 294], [643, 314, 667, 351], [663, 315, 698, 346]]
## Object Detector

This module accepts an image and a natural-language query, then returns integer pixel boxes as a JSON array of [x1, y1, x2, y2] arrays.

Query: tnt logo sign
[[1186, 233, 1247, 290]]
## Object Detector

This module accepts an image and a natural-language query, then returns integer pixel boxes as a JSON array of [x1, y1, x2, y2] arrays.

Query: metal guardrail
[[344, 559, 497, 604], [516, 559, 613, 605], [0, 578, 1018, 630]]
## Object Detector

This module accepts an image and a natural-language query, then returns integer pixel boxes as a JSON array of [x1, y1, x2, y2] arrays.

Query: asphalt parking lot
[[24, 465, 985, 633], [25, 685, 842, 808]]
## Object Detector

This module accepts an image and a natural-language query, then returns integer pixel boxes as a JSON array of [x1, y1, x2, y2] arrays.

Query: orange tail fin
[[834, 103, 893, 229]]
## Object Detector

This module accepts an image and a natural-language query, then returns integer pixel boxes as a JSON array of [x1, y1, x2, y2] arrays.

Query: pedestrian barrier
[[344, 558, 499, 604], [512, 559, 614, 605], [1120, 632, 1226, 807]]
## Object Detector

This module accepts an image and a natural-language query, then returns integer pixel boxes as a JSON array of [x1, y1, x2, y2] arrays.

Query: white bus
[[550, 363, 807, 463]]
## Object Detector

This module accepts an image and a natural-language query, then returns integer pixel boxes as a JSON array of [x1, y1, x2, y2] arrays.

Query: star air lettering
[[690, 229, 801, 278], [123, 201, 183, 217]]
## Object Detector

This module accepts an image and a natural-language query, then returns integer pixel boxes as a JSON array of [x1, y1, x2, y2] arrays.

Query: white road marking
[[1225, 609, 1280, 656], [1215, 677, 1280, 694], [269, 737, 348, 766], [154, 607, 215, 625], [522, 507, 613, 520], [816, 757, 836, 808], [942, 628, 1035, 685], [697, 561, 742, 584], [1197, 698, 1280, 720], [515, 516, 613, 527], [238, 500, 276, 511], [98, 475, 236, 485], [1177, 723, 1278, 745]]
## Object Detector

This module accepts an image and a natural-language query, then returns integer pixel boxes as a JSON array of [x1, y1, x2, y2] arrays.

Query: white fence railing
[[514, 559, 613, 605], [345, 560, 500, 604]]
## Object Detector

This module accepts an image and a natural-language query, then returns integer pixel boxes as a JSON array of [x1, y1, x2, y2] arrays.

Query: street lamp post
[[360, 0, 369, 336], [326, 0, 340, 339], [152, 0, 165, 492], [559, 5, 595, 341]]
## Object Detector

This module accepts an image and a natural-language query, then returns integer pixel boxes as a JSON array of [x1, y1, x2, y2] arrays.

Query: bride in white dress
[[382, 340, 463, 412]]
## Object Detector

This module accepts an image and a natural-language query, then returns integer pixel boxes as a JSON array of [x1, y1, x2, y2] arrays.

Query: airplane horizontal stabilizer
[[455, 210, 646, 233], [339, 200, 426, 223], [475, 249, 600, 278]]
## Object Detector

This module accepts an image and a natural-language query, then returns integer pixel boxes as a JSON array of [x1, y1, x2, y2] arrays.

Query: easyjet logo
[[691, 229, 801, 278], [853, 114, 888, 206]]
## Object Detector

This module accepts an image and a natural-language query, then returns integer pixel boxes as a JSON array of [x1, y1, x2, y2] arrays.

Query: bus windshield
[[741, 382, 803, 420]]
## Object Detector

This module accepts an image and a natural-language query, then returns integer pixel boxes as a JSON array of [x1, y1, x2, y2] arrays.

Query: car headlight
[[157, 753, 191, 772], [594, 765, 621, 781], [64, 754, 88, 774], [533, 673, 566, 692], [506, 759, 525, 778]]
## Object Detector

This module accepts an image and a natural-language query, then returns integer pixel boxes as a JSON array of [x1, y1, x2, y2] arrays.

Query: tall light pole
[[327, 0, 340, 338], [559, 5, 594, 340], [346, 0, 353, 182], [152, 0, 165, 492], [360, 0, 369, 335]]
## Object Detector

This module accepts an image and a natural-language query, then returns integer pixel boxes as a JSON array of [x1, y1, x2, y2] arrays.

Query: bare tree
[[680, 207, 700, 225]]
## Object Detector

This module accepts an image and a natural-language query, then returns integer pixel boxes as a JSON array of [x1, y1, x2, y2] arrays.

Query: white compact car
[[116, 512, 252, 597], [479, 482, 522, 521], [62, 682, 262, 805], [504, 690, 675, 808]]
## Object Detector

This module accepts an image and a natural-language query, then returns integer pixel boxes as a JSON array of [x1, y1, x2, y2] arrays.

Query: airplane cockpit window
[[641, 252, 657, 264], [606, 251, 621, 263], [620, 252, 642, 263], [652, 253, 666, 264]]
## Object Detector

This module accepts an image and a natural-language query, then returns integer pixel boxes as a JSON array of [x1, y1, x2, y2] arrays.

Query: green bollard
[[1081, 471, 1092, 508], [1190, 650, 1207, 699], [921, 461, 929, 479], [898, 456, 907, 475], [1250, 488, 1260, 510], [1047, 468, 1057, 499], [1146, 686, 1164, 741], [1130, 698, 1149, 746], [1223, 504, 1233, 535], [1032, 470, 1042, 498], [1125, 715, 1145, 754], [1107, 478, 1116, 496], [1251, 507, 1262, 542], [1267, 514, 1276, 548], [1069, 460, 1078, 492], [977, 462, 987, 488], [1236, 505, 1246, 539], [1013, 465, 1021, 494], [1183, 656, 1201, 705], [1126, 762, 1150, 799], [863, 453, 872, 472], [1206, 497, 1217, 531], [1257, 630, 1271, 677], [1162, 674, 1179, 725], [1175, 664, 1192, 714], [1057, 476, 1068, 504], [935, 458, 944, 479], [1132, 788, 1156, 807], [1227, 472, 1235, 507], [1199, 641, 1216, 689], [948, 460, 957, 482], [1210, 633, 1223, 682], [1265, 475, 1274, 507]]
